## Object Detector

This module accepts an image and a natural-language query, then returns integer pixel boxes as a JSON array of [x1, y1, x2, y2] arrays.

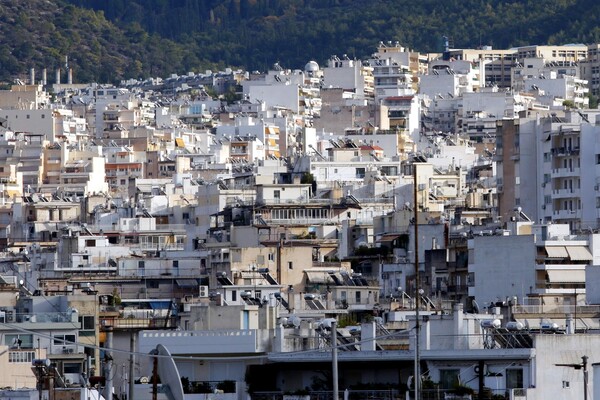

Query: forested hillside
[[3, 0, 600, 84]]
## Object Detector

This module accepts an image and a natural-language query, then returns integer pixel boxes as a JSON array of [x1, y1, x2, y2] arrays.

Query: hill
[[3, 0, 600, 84]]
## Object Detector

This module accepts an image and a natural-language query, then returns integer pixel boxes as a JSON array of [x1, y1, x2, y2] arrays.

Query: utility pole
[[104, 326, 114, 400], [413, 163, 421, 400], [332, 320, 339, 400], [129, 331, 136, 400], [556, 355, 588, 400], [152, 353, 159, 400]]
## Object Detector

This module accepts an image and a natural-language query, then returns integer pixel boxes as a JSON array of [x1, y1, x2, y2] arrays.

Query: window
[[274, 190, 280, 201], [79, 316, 95, 336], [356, 168, 366, 178], [288, 261, 293, 270], [268, 253, 274, 261], [54, 334, 76, 345], [355, 291, 361, 303], [64, 363, 82, 374], [139, 261, 145, 269], [5, 334, 33, 349], [173, 260, 179, 268], [506, 369, 523, 389], [440, 369, 460, 389]]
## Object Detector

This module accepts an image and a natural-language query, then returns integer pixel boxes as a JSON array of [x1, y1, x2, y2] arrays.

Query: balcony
[[551, 188, 579, 199], [551, 167, 580, 178], [139, 329, 263, 354], [553, 209, 581, 219]]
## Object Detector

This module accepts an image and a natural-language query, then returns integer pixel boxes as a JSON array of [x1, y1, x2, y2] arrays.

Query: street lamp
[[556, 355, 588, 400]]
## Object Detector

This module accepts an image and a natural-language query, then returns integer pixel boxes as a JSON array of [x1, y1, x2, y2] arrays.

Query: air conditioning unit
[[199, 286, 208, 298]]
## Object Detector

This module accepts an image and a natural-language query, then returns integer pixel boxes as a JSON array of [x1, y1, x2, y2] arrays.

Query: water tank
[[480, 319, 501, 329], [289, 315, 301, 328], [506, 321, 524, 331], [540, 322, 559, 331], [320, 318, 337, 329]]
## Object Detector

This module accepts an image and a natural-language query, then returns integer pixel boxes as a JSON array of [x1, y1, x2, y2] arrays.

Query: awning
[[546, 269, 586, 283], [149, 300, 172, 309], [566, 246, 593, 261], [176, 279, 199, 288], [175, 138, 185, 147], [545, 246, 568, 258], [305, 271, 331, 284], [377, 234, 403, 243]]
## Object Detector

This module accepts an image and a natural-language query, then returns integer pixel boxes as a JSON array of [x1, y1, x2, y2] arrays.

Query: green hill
[[3, 0, 600, 84]]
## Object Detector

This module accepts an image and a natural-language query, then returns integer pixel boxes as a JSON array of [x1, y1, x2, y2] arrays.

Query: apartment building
[[322, 54, 374, 98], [581, 43, 600, 96]]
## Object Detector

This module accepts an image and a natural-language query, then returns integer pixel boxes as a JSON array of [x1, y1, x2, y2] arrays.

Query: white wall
[[469, 234, 536, 306]]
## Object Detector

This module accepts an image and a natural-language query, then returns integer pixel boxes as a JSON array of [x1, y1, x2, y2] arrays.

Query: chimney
[[56, 69, 61, 85], [42, 68, 47, 86], [68, 68, 73, 85], [30, 68, 35, 85]]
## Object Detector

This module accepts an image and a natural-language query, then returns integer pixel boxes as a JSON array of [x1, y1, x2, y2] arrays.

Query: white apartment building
[[469, 223, 594, 309], [537, 112, 600, 229], [216, 115, 282, 158], [459, 89, 527, 143], [0, 84, 50, 110], [322, 54, 374, 98], [581, 43, 600, 96], [420, 59, 480, 98], [378, 95, 421, 145]]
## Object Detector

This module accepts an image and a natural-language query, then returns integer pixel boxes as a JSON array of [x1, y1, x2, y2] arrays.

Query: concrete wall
[[469, 234, 536, 306]]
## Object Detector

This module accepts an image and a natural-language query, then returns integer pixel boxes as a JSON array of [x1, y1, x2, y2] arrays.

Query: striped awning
[[545, 246, 568, 258], [566, 246, 593, 261], [546, 269, 586, 283]]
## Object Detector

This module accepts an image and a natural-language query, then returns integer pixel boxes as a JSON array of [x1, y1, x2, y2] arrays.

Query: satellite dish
[[155, 344, 184, 400]]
